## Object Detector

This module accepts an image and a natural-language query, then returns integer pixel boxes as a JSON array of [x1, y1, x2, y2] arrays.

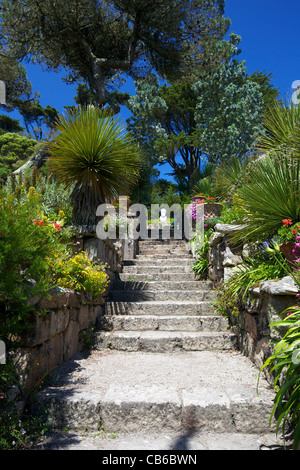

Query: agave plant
[[46, 106, 141, 226], [231, 154, 300, 243]]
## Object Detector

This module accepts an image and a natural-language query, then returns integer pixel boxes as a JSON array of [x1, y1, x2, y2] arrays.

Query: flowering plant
[[277, 221, 300, 243], [53, 252, 109, 297]]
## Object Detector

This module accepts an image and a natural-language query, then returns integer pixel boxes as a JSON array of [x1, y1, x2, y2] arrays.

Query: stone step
[[122, 265, 194, 274], [119, 273, 198, 282], [112, 280, 214, 291], [98, 314, 229, 332], [94, 330, 237, 353], [139, 245, 188, 255], [108, 289, 216, 302], [123, 258, 194, 266], [136, 254, 193, 260], [33, 350, 276, 435], [105, 301, 216, 317], [139, 239, 187, 246]]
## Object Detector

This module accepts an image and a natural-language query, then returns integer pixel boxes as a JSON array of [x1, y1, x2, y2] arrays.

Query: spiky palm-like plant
[[46, 106, 141, 226], [258, 100, 300, 159], [231, 154, 300, 243]]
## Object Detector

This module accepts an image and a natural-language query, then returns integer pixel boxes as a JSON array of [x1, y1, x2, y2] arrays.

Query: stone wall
[[207, 223, 300, 375], [8, 227, 140, 395], [11, 289, 106, 393]]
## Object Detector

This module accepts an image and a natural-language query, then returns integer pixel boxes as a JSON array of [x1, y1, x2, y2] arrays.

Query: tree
[[0, 0, 231, 113], [46, 106, 141, 226], [18, 100, 59, 140], [0, 45, 59, 139], [193, 59, 264, 162], [0, 115, 24, 133], [127, 57, 266, 192]]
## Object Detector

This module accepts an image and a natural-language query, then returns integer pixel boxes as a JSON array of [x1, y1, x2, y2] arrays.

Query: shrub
[[0, 133, 38, 180]]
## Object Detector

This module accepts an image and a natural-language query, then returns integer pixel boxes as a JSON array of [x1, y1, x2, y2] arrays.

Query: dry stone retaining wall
[[207, 223, 300, 374]]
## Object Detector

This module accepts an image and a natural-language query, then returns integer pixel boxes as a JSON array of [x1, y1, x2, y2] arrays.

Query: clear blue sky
[[3, 0, 300, 178]]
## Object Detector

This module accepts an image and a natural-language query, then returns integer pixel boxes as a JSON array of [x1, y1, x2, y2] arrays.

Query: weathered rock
[[259, 276, 299, 296], [214, 223, 246, 235]]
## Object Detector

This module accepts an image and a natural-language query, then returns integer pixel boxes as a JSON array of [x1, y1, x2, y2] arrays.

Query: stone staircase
[[95, 239, 237, 353], [34, 238, 283, 450]]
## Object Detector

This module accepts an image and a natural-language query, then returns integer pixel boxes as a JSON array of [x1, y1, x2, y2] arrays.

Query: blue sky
[[2, 0, 300, 179]]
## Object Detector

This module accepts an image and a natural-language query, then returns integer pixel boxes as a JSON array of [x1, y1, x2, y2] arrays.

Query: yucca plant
[[258, 100, 300, 159], [231, 154, 300, 243], [46, 106, 141, 226]]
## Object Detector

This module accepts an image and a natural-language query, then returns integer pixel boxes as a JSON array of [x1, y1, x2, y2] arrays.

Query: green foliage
[[211, 154, 254, 203], [0, 115, 24, 133], [54, 251, 109, 298], [0, 191, 68, 341], [1, 0, 231, 111], [215, 246, 290, 313], [247, 70, 281, 115], [258, 305, 300, 450], [0, 132, 37, 180], [0, 189, 109, 344], [46, 106, 141, 225], [232, 155, 300, 244], [193, 60, 264, 162], [258, 100, 300, 160], [0, 406, 49, 450], [192, 231, 213, 278]]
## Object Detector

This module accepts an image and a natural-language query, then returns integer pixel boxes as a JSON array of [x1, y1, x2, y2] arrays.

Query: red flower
[[282, 219, 293, 227], [38, 220, 44, 226], [293, 229, 297, 235], [53, 223, 60, 231]]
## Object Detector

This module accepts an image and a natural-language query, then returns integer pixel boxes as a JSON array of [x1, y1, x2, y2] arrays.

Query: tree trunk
[[71, 182, 103, 227]]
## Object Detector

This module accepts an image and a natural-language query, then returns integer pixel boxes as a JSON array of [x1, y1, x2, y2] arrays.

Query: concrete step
[[112, 280, 214, 291], [98, 314, 229, 332], [105, 301, 216, 317], [93, 330, 237, 353], [108, 289, 216, 302], [119, 273, 198, 282], [33, 350, 276, 435]]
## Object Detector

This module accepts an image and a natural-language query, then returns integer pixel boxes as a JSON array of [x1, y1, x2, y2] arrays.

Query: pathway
[[35, 238, 287, 450]]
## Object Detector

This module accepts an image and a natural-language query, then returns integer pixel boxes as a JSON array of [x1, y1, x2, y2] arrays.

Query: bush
[[0, 133, 38, 180], [0, 190, 109, 343]]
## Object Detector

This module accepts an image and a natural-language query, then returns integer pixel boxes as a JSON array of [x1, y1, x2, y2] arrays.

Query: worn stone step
[[32, 350, 276, 435], [108, 289, 216, 302], [112, 280, 214, 291], [98, 314, 229, 332], [119, 273, 198, 282], [138, 248, 189, 255], [139, 239, 187, 246], [105, 301, 215, 316], [94, 330, 237, 353], [136, 253, 193, 260], [122, 265, 194, 274], [123, 258, 194, 266]]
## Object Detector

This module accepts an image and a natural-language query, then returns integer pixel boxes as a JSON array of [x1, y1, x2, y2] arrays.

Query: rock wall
[[11, 289, 106, 392], [208, 223, 300, 375]]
